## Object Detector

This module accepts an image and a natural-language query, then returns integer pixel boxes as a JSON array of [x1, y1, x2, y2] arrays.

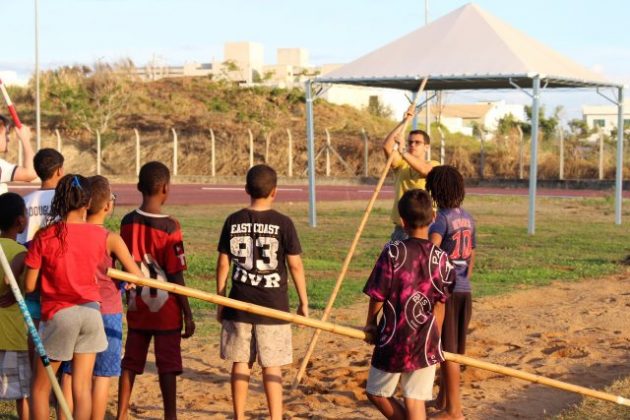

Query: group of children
[[0, 126, 475, 420]]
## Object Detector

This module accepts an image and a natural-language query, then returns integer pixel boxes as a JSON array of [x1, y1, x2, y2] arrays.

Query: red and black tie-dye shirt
[[363, 238, 455, 373]]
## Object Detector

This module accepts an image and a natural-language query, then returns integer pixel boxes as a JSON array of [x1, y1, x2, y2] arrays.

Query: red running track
[[7, 184, 629, 206]]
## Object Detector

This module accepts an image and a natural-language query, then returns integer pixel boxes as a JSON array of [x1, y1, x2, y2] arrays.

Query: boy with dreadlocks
[[24, 174, 109, 420], [426, 165, 476, 420]]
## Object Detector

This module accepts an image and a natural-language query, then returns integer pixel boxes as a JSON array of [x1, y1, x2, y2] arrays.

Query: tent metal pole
[[412, 90, 418, 129], [528, 75, 541, 235], [615, 87, 624, 225], [305, 80, 317, 227]]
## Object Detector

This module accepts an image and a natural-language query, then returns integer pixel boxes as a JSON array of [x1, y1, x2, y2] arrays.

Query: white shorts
[[220, 320, 292, 368], [366, 364, 436, 401]]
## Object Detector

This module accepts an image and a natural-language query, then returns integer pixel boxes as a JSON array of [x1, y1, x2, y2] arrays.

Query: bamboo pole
[[0, 245, 74, 419], [107, 268, 630, 407], [292, 76, 430, 389], [134, 129, 140, 176]]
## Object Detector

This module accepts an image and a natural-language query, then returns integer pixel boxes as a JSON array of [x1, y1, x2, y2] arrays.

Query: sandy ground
[[112, 271, 630, 419]]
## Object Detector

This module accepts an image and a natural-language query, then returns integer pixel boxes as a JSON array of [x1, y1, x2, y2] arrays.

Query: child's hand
[[123, 282, 136, 291], [297, 302, 309, 318], [363, 325, 377, 344], [182, 317, 195, 339], [0, 291, 16, 308]]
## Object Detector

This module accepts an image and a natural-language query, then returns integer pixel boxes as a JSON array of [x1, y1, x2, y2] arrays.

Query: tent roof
[[316, 3, 621, 90]]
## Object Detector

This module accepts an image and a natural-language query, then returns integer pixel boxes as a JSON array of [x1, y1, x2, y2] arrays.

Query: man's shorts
[[442, 292, 472, 355], [63, 313, 123, 377], [121, 329, 182, 375], [366, 364, 436, 401], [0, 351, 31, 399], [39, 303, 107, 362], [220, 320, 292, 368]]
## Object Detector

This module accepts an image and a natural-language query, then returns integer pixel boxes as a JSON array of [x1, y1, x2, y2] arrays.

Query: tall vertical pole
[[614, 87, 624, 225], [172, 128, 178, 176], [598, 129, 604, 181], [55, 129, 62, 152], [437, 126, 445, 165], [287, 128, 293, 177], [96, 130, 101, 175], [35, 0, 41, 151], [528, 75, 541, 235], [325, 129, 331, 177], [305, 80, 317, 227], [265, 132, 271, 163], [559, 127, 564, 180], [518, 125, 524, 179], [411, 91, 418, 130], [134, 129, 140, 176], [361, 128, 369, 177], [210, 128, 216, 177], [248, 129, 254, 168]]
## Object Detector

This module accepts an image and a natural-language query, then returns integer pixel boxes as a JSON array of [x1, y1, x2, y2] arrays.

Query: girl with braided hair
[[426, 165, 476, 420], [24, 174, 108, 420]]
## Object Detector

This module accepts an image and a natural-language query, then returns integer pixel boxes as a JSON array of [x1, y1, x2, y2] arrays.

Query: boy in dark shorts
[[117, 162, 195, 420], [216, 164, 309, 420], [426, 165, 476, 420], [363, 189, 455, 420]]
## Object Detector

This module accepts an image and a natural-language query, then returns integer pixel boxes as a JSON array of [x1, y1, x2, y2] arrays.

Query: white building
[[582, 101, 630, 134]]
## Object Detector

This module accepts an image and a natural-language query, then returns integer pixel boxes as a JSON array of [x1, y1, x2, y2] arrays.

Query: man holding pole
[[0, 117, 37, 192], [383, 111, 438, 241]]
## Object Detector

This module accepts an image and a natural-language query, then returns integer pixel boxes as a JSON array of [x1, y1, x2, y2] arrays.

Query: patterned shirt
[[429, 208, 476, 293], [364, 238, 455, 373]]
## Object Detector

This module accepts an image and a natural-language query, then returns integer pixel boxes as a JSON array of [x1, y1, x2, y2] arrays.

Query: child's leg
[[71, 353, 97, 420], [400, 364, 436, 420], [117, 329, 151, 420], [15, 397, 29, 420], [404, 398, 426, 420], [116, 369, 136, 420], [158, 373, 177, 420], [231, 362, 254, 420], [366, 393, 406, 420], [30, 358, 61, 420], [92, 376, 111, 420], [262, 366, 283, 420], [59, 371, 74, 420]]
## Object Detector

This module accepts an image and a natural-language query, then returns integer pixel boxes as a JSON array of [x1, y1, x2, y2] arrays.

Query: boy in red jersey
[[116, 162, 195, 420]]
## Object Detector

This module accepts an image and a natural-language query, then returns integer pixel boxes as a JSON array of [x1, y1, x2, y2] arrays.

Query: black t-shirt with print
[[218, 208, 302, 324]]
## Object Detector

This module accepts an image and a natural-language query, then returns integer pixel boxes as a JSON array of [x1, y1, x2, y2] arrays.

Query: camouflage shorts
[[220, 320, 292, 368]]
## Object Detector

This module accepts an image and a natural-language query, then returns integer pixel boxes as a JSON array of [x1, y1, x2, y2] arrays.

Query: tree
[[522, 105, 561, 139], [496, 113, 521, 135], [366, 96, 393, 119], [567, 118, 590, 137]]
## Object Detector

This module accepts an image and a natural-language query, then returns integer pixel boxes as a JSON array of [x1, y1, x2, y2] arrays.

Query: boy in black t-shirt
[[216, 164, 309, 420]]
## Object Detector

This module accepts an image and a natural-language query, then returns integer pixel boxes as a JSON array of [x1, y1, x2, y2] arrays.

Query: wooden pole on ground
[[55, 128, 62, 153], [0, 245, 74, 419], [292, 76, 429, 389], [106, 268, 630, 407]]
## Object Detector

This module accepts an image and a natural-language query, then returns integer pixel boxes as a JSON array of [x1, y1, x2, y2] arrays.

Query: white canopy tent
[[304, 3, 625, 233]]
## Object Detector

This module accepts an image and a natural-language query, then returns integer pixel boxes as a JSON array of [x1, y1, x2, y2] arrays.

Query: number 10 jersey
[[218, 208, 302, 324]]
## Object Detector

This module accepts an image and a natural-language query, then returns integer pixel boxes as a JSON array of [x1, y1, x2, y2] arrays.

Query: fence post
[[478, 130, 485, 179], [325, 128, 331, 177], [517, 125, 524, 180], [437, 126, 445, 165], [134, 129, 140, 176], [55, 129, 62, 152], [286, 128, 293, 177], [598, 130, 604, 181], [210, 128, 216, 177], [248, 129, 254, 168], [265, 132, 271, 163], [361, 128, 369, 177], [559, 127, 564, 180], [172, 128, 178, 176], [96, 130, 101, 175]]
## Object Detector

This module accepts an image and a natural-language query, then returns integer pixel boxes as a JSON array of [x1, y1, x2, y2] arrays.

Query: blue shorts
[[25, 299, 41, 321], [63, 313, 123, 377]]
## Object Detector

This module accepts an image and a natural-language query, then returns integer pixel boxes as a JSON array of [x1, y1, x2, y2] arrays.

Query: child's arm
[[215, 252, 230, 322], [364, 297, 383, 344], [287, 254, 308, 317], [434, 302, 445, 335], [168, 272, 195, 338], [24, 267, 39, 293], [0, 251, 26, 307], [468, 249, 476, 278], [107, 232, 143, 282], [430, 232, 443, 247]]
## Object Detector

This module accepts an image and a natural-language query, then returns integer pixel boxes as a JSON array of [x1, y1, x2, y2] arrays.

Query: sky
[[1, 0, 629, 120]]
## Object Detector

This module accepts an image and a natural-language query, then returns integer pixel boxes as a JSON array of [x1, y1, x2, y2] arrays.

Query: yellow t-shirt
[[390, 157, 440, 225], [0, 238, 27, 351]]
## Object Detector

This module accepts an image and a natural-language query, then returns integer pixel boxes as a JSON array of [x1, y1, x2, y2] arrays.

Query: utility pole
[[35, 0, 41, 150]]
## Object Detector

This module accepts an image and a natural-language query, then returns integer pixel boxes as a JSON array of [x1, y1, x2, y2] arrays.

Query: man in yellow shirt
[[383, 111, 439, 241]]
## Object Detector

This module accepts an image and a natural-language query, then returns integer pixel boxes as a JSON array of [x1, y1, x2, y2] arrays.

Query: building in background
[[582, 101, 630, 134]]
